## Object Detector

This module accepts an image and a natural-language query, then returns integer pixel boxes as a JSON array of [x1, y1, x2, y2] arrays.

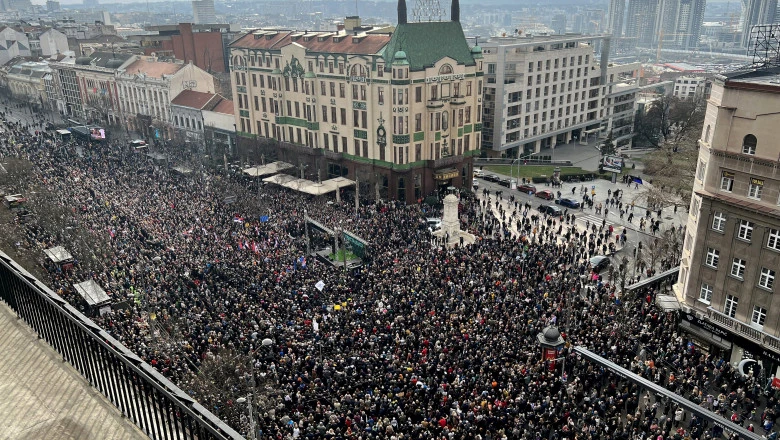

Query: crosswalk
[[576, 213, 617, 230]]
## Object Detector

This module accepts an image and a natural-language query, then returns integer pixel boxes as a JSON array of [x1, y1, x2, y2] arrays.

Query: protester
[[0, 104, 775, 440]]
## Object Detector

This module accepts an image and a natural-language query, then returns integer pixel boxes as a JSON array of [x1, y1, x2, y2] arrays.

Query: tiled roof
[[171, 90, 218, 109], [123, 59, 183, 78], [210, 97, 234, 115], [382, 21, 476, 72], [230, 30, 390, 55]]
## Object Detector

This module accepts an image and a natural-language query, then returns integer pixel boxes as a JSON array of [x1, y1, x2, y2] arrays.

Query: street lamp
[[236, 396, 257, 440]]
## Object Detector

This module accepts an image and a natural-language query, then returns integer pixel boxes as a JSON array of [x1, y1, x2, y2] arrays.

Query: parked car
[[589, 255, 611, 273], [517, 183, 537, 194], [555, 198, 581, 209], [538, 204, 563, 216], [472, 178, 479, 187], [535, 190, 554, 200], [498, 177, 511, 187], [474, 169, 485, 178], [483, 174, 499, 182]]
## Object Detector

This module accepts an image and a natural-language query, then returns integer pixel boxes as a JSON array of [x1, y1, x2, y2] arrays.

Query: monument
[[432, 192, 476, 247]]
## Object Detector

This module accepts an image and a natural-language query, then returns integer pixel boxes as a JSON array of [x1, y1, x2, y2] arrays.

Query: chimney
[[451, 0, 459, 22], [345, 16, 360, 31], [398, 0, 407, 25], [337, 24, 345, 31]]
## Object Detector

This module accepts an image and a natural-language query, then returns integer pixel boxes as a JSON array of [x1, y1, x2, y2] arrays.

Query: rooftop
[[382, 21, 476, 71], [209, 96, 234, 115], [230, 29, 391, 55], [718, 66, 780, 91], [171, 89, 218, 109], [123, 59, 184, 78]]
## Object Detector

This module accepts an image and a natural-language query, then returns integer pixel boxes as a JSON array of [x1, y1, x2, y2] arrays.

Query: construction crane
[[656, 30, 693, 62]]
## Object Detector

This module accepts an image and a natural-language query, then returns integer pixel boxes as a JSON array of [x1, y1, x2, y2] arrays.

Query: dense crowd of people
[[1, 105, 778, 440]]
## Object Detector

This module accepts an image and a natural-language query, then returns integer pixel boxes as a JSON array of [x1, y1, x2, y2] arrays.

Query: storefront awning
[[679, 320, 733, 351], [434, 168, 459, 181], [655, 294, 682, 312]]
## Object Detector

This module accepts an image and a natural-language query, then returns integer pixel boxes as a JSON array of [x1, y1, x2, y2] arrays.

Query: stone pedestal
[[433, 194, 476, 248]]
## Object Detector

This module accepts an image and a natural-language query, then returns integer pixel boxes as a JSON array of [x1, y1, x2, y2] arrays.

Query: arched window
[[742, 134, 757, 155], [439, 64, 453, 75], [350, 64, 366, 77]]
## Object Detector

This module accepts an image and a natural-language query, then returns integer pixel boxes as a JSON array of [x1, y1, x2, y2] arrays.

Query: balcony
[[426, 99, 444, 109], [449, 94, 466, 105], [707, 306, 776, 346]]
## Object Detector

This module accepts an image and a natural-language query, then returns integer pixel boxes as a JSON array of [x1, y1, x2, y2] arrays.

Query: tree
[[635, 96, 706, 208], [600, 130, 617, 157], [634, 95, 705, 150]]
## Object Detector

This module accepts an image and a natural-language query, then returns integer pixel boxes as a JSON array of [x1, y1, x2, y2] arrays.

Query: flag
[[109, 228, 115, 238], [313, 318, 319, 332], [315, 280, 325, 291], [632, 177, 643, 185], [233, 215, 244, 223], [260, 215, 269, 223], [238, 241, 244, 250], [298, 256, 307, 268]]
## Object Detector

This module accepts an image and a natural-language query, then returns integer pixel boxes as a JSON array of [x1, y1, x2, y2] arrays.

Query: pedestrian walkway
[[0, 301, 148, 440]]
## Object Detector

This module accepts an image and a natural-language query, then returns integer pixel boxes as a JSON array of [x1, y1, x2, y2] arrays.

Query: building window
[[737, 220, 754, 241], [720, 171, 734, 192], [742, 134, 757, 155], [730, 258, 746, 279], [712, 212, 726, 232], [724, 295, 739, 318], [769, 229, 780, 251], [748, 178, 763, 200], [705, 248, 719, 268], [751, 305, 767, 327], [759, 268, 776, 290], [697, 160, 706, 181], [699, 283, 713, 303]]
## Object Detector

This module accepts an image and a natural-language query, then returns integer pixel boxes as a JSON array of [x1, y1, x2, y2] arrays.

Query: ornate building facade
[[228, 0, 482, 202]]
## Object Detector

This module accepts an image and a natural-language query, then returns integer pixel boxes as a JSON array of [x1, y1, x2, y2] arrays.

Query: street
[[474, 168, 688, 277]]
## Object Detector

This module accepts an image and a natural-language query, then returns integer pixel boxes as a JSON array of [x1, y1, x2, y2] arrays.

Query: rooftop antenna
[[749, 23, 780, 69], [355, 0, 358, 16]]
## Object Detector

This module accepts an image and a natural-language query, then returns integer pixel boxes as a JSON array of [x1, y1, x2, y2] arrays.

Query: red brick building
[[131, 23, 241, 73]]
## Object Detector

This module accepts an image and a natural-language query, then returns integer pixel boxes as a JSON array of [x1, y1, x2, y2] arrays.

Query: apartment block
[[480, 35, 638, 157], [676, 67, 780, 374]]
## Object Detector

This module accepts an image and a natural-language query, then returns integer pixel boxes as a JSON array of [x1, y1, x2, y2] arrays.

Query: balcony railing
[[707, 306, 778, 348], [0, 251, 244, 440]]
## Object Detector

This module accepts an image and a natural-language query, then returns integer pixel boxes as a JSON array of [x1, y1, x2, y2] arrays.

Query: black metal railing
[[0, 251, 245, 440]]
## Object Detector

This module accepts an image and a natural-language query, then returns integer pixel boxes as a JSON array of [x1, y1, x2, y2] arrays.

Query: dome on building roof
[[471, 45, 482, 54], [394, 50, 407, 59]]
